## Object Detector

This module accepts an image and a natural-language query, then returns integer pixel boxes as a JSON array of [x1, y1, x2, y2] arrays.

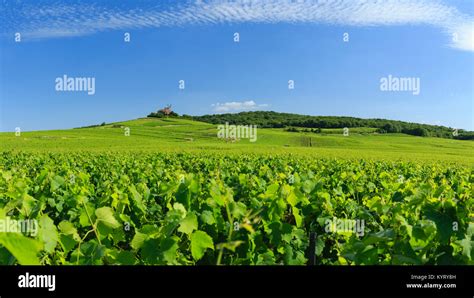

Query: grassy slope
[[1, 117, 473, 165]]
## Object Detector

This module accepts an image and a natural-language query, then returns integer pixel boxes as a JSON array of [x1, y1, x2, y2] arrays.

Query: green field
[[2, 117, 474, 164], [0, 117, 473, 265]]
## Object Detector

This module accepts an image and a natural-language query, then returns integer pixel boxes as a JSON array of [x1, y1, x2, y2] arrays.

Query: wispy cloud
[[2, 0, 473, 51], [212, 100, 269, 112]]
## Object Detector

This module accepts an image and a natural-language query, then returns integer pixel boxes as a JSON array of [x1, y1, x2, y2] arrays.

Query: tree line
[[184, 111, 473, 140]]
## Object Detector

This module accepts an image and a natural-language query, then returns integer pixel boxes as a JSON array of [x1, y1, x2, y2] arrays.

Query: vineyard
[[0, 151, 472, 265]]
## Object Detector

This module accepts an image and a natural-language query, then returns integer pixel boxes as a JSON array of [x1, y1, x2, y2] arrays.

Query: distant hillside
[[184, 111, 473, 139], [5, 117, 474, 165]]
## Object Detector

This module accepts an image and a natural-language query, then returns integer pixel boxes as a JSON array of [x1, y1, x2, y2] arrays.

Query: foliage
[[0, 152, 472, 265]]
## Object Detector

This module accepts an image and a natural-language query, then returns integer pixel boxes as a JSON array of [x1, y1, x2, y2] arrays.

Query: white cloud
[[2, 0, 473, 51], [211, 100, 269, 112], [446, 22, 474, 52]]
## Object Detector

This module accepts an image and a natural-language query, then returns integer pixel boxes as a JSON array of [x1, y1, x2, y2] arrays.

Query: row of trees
[[192, 111, 471, 139]]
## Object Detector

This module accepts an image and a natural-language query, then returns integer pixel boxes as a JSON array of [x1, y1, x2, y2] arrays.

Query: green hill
[[1, 117, 473, 164], [1, 116, 473, 266]]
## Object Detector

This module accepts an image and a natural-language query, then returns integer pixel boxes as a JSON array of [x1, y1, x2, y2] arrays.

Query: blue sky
[[0, 0, 473, 132]]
